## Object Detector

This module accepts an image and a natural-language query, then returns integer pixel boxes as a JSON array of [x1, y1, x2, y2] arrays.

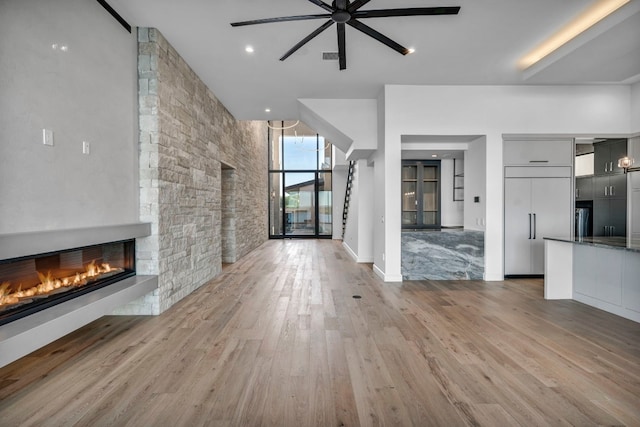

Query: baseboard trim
[[341, 242, 373, 263], [373, 264, 403, 283]]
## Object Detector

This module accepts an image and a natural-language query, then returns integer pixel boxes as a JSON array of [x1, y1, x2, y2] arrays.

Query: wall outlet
[[82, 141, 90, 155], [42, 129, 53, 146]]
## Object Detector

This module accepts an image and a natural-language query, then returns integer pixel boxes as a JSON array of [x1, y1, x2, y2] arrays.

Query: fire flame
[[0, 261, 119, 308]]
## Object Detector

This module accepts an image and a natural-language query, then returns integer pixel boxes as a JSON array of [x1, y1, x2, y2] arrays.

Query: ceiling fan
[[230, 0, 460, 70]]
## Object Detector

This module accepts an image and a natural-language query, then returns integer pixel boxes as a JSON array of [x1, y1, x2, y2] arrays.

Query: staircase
[[342, 161, 356, 239]]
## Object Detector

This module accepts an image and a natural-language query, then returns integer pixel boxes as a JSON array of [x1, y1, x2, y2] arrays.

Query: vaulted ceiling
[[110, 0, 640, 120]]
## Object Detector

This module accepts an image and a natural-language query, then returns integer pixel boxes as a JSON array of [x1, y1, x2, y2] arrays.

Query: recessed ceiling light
[[431, 154, 438, 158], [265, 108, 271, 113], [518, 0, 630, 69], [245, 45, 254, 53], [407, 47, 416, 54]]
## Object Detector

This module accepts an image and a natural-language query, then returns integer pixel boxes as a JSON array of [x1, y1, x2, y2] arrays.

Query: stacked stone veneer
[[116, 28, 268, 315]]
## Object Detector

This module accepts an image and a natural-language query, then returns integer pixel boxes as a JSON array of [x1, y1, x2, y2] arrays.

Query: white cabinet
[[623, 251, 640, 314], [546, 240, 640, 323], [571, 244, 640, 321], [505, 177, 572, 275], [503, 139, 573, 166], [573, 244, 597, 296]]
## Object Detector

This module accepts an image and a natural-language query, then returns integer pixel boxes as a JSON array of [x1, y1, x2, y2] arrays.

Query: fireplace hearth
[[0, 223, 157, 368]]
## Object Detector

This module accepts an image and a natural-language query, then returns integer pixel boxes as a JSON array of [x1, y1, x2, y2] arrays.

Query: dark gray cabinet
[[592, 140, 627, 237], [593, 198, 626, 237], [593, 174, 627, 199], [576, 176, 593, 200], [594, 139, 627, 175]]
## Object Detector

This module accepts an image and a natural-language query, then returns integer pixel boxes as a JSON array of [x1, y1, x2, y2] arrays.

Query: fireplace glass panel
[[0, 240, 135, 325]]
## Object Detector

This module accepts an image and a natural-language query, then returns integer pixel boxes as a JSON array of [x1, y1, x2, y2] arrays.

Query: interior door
[[531, 178, 572, 274], [504, 178, 532, 275]]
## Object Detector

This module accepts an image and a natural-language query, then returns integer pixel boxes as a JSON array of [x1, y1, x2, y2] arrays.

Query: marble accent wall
[[402, 230, 484, 280], [115, 28, 268, 315]]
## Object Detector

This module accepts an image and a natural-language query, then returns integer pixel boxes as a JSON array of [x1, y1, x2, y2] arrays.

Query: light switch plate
[[82, 141, 90, 155], [42, 129, 53, 146]]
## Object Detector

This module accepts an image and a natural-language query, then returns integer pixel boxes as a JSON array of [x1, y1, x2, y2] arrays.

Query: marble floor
[[401, 229, 484, 280]]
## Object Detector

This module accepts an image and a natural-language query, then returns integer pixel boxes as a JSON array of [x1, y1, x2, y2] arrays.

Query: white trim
[[373, 263, 403, 282], [342, 241, 374, 263], [342, 241, 358, 261]]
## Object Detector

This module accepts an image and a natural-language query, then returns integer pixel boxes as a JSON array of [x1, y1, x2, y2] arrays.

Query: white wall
[[440, 159, 464, 227], [0, 0, 138, 234], [632, 82, 640, 133], [299, 97, 379, 262], [372, 90, 387, 279], [298, 98, 378, 160], [355, 160, 374, 262], [383, 85, 631, 281], [464, 137, 487, 231]]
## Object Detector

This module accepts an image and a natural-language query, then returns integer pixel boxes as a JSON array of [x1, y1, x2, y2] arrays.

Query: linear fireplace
[[1, 239, 136, 326], [0, 223, 157, 368]]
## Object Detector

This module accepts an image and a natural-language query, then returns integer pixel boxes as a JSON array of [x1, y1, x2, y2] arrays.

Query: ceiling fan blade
[[307, 0, 334, 12], [353, 7, 461, 19], [337, 22, 346, 70], [347, 19, 410, 55], [348, 0, 371, 12], [280, 20, 335, 61], [231, 13, 331, 27]]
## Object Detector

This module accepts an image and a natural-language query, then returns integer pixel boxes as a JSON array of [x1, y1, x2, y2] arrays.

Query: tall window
[[269, 121, 332, 238], [402, 160, 441, 229]]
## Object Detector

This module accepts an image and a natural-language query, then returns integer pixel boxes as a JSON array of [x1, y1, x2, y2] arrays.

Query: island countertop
[[543, 236, 640, 253]]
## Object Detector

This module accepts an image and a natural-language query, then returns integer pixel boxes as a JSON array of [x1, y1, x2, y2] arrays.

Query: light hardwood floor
[[1, 240, 639, 426]]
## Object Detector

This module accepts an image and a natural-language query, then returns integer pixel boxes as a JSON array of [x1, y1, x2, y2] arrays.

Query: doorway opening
[[221, 163, 237, 263]]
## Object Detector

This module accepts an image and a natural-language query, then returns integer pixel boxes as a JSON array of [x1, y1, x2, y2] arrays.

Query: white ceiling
[[109, 0, 640, 121]]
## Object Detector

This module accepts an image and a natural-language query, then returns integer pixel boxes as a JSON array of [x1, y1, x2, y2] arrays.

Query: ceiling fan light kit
[[230, 0, 460, 70]]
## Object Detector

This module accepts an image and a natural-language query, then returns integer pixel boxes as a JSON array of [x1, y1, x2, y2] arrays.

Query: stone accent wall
[[115, 28, 268, 315]]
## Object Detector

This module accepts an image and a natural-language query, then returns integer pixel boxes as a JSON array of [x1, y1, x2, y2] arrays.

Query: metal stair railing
[[342, 161, 356, 239]]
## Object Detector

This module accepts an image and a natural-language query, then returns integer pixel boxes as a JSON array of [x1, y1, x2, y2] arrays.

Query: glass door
[[422, 165, 439, 226], [402, 160, 441, 229], [402, 165, 418, 226], [268, 121, 333, 238], [284, 172, 315, 236]]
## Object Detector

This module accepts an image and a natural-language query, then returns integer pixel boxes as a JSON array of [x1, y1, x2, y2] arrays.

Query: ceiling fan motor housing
[[332, 10, 351, 23]]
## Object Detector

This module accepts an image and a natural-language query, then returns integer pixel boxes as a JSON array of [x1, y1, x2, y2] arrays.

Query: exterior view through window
[[269, 121, 332, 238]]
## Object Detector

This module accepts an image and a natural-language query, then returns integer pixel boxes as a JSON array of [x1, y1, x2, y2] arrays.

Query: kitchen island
[[544, 236, 640, 323]]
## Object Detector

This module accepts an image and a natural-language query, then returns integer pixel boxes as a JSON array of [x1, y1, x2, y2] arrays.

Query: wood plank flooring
[[1, 239, 639, 426]]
